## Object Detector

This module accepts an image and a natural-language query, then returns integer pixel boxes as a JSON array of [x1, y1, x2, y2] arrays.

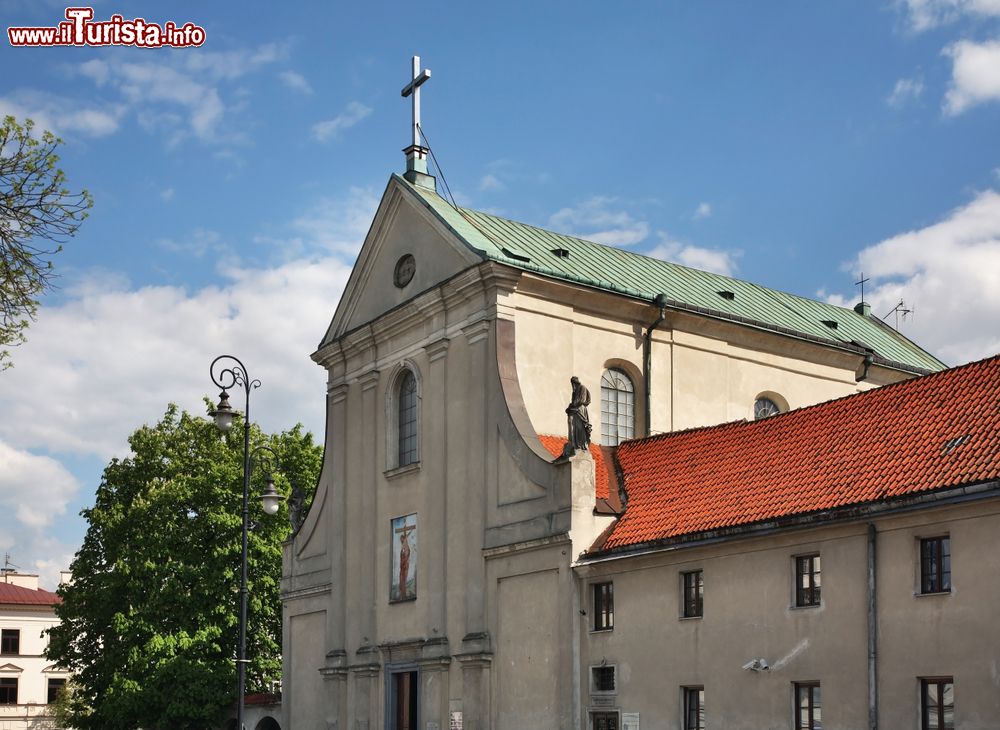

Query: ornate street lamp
[[209, 355, 285, 730]]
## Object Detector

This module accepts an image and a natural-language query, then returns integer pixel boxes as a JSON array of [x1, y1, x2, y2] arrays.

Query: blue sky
[[2, 0, 1000, 586]]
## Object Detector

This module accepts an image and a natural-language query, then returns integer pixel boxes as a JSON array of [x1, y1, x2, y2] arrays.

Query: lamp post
[[209, 355, 285, 730]]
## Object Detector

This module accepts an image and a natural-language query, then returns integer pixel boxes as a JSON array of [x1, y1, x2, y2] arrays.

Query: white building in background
[[0, 570, 70, 730]]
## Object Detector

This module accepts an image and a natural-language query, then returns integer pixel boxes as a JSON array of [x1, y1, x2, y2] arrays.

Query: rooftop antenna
[[881, 299, 913, 331], [853, 272, 872, 316], [2, 553, 18, 575]]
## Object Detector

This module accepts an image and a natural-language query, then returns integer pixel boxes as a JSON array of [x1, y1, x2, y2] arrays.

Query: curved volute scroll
[[494, 318, 574, 473]]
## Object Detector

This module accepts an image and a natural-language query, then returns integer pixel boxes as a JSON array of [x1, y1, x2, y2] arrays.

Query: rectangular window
[[593, 582, 614, 631], [681, 570, 703, 618], [47, 678, 66, 704], [591, 666, 616, 693], [921, 677, 954, 730], [920, 537, 951, 594], [592, 712, 619, 730], [795, 554, 821, 607], [0, 677, 16, 705], [794, 682, 821, 730], [683, 686, 705, 730], [0, 629, 19, 655]]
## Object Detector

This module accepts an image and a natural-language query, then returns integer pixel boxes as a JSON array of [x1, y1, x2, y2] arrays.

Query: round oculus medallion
[[394, 254, 416, 288]]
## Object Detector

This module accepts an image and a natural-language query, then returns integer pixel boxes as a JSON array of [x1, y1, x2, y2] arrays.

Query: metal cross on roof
[[401, 55, 431, 150], [855, 271, 870, 303]]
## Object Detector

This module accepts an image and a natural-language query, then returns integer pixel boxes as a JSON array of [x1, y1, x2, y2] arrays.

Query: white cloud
[[0, 441, 78, 529], [0, 188, 375, 585], [0, 257, 350, 460], [694, 202, 712, 220], [0, 441, 80, 589], [63, 43, 284, 145], [900, 0, 1000, 30], [311, 101, 373, 142], [944, 39, 1000, 115], [887, 76, 925, 107], [279, 70, 314, 95], [114, 62, 226, 140], [479, 173, 505, 192], [646, 234, 739, 276], [160, 187, 175, 202], [0, 90, 123, 137], [78, 59, 109, 86], [831, 189, 1000, 364], [548, 197, 651, 246], [287, 187, 380, 255], [182, 43, 286, 81]]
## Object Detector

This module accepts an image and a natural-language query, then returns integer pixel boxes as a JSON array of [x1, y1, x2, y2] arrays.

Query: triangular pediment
[[317, 175, 486, 349], [0, 663, 23, 673]]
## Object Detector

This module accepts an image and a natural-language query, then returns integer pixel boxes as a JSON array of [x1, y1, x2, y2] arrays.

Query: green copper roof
[[395, 174, 945, 374]]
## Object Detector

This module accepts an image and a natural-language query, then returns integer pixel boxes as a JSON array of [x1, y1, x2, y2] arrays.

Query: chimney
[[1, 571, 39, 590]]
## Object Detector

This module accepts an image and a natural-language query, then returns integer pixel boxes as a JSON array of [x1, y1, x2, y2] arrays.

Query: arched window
[[397, 370, 418, 466], [754, 396, 781, 420], [601, 368, 635, 446]]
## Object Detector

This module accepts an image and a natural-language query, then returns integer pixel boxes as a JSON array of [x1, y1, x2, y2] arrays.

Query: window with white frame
[[601, 368, 635, 446], [0, 677, 16, 705], [0, 629, 18, 655]]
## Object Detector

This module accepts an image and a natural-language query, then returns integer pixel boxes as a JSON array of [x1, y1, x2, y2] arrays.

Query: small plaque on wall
[[590, 695, 615, 708], [449, 711, 463, 730], [622, 712, 639, 730]]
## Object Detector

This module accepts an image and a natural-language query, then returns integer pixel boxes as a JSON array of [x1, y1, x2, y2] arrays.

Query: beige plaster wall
[[510, 281, 909, 442], [577, 499, 1000, 729], [338, 186, 480, 336]]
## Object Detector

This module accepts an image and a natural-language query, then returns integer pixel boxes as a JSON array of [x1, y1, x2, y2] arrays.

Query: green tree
[[46, 404, 322, 730], [0, 115, 92, 368]]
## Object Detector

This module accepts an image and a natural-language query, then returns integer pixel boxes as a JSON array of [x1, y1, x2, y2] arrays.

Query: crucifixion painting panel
[[390, 513, 417, 602]]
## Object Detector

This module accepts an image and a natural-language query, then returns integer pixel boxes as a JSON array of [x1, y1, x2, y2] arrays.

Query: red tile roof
[[600, 355, 1000, 552], [538, 435, 613, 501], [0, 581, 60, 606]]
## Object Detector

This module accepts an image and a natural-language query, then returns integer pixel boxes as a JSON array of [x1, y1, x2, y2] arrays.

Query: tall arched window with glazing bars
[[601, 368, 635, 446], [397, 370, 418, 466]]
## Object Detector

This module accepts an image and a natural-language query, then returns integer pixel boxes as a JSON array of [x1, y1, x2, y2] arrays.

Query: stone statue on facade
[[564, 376, 592, 456], [288, 479, 306, 534]]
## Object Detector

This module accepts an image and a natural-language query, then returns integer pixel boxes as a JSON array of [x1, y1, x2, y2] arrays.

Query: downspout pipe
[[868, 522, 879, 730], [856, 347, 875, 383], [643, 293, 668, 437]]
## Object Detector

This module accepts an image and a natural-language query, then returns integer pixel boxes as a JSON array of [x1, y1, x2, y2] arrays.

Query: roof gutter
[[643, 293, 668, 437], [579, 479, 1000, 565]]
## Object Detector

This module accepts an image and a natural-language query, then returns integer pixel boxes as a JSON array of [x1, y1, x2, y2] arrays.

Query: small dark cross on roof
[[401, 55, 431, 149], [855, 271, 870, 303]]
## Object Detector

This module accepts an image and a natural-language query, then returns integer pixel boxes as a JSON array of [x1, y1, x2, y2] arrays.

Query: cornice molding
[[424, 337, 451, 362]]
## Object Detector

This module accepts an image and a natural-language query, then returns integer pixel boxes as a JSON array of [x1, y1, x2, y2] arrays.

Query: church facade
[[278, 153, 1000, 730]]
